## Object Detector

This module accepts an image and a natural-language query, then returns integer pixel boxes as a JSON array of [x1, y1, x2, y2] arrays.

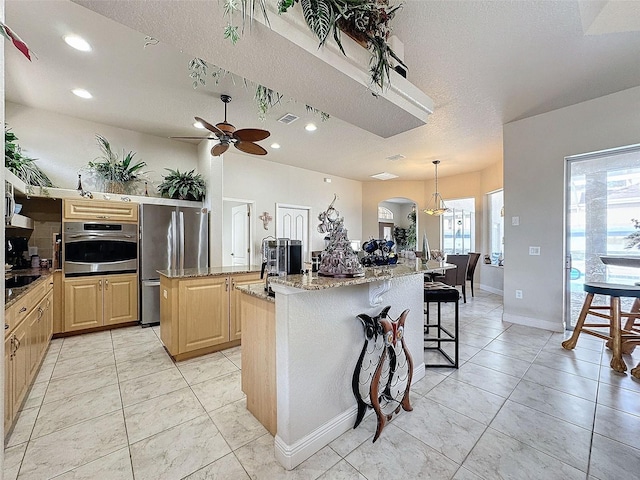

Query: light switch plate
[[529, 246, 541, 255], [512, 216, 520, 226]]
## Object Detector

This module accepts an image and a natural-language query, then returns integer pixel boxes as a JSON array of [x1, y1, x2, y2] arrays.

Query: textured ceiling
[[4, 0, 640, 182]]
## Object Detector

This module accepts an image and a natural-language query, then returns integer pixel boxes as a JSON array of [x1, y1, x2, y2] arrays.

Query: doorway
[[276, 204, 310, 261], [565, 144, 640, 327], [222, 198, 254, 267], [378, 198, 417, 253]]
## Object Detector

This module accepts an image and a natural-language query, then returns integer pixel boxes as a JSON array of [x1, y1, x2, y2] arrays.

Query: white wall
[[222, 150, 363, 266], [5, 102, 198, 194], [503, 86, 640, 331], [1, 0, 7, 463]]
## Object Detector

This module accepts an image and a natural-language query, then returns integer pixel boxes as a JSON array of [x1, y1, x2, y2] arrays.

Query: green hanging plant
[[157, 168, 206, 201]]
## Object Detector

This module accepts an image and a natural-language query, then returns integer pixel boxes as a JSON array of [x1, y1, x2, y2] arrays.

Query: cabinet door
[[103, 274, 138, 326], [229, 273, 262, 341], [5, 336, 13, 434], [27, 302, 44, 378], [64, 277, 103, 332], [178, 277, 229, 353], [45, 290, 54, 342], [63, 199, 138, 222], [12, 320, 30, 412]]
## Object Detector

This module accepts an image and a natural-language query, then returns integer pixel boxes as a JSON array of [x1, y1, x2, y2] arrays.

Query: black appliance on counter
[[6, 236, 30, 268], [260, 238, 303, 296]]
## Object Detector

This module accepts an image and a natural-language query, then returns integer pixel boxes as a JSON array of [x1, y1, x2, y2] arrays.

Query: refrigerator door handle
[[142, 280, 161, 288], [171, 211, 177, 270], [179, 211, 185, 270]]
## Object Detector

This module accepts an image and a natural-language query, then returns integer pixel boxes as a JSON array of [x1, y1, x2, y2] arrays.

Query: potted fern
[[157, 168, 206, 201], [88, 134, 147, 194]]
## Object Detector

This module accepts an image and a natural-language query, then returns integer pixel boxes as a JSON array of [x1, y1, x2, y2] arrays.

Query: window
[[441, 197, 475, 254], [378, 206, 394, 220], [487, 190, 504, 264]]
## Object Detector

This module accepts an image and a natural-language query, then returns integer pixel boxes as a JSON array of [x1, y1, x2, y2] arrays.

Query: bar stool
[[424, 281, 460, 368], [562, 282, 640, 373]]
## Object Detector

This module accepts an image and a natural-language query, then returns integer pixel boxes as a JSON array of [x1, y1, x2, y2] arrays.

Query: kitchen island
[[158, 266, 261, 361], [237, 262, 439, 470]]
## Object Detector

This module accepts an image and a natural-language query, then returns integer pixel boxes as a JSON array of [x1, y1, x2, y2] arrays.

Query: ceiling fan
[[172, 94, 270, 156]]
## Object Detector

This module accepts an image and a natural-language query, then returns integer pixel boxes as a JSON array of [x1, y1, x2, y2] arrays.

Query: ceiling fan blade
[[170, 136, 217, 140], [233, 128, 270, 142], [212, 143, 230, 156], [235, 141, 267, 156], [195, 116, 224, 137]]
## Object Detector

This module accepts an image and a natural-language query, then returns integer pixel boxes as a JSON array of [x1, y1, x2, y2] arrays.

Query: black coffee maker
[[6, 237, 29, 268]]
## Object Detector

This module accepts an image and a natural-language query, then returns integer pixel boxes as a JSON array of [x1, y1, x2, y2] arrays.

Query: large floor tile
[[452, 467, 483, 480], [56, 340, 113, 362], [328, 414, 377, 458], [597, 364, 640, 393], [533, 350, 601, 380], [3, 442, 28, 480], [490, 400, 591, 471], [43, 364, 118, 404], [19, 380, 48, 411], [317, 460, 367, 480], [6, 407, 39, 448], [410, 369, 447, 397], [468, 350, 532, 378], [123, 387, 206, 444], [32, 384, 122, 439], [596, 382, 640, 417], [482, 338, 542, 363], [18, 411, 127, 480], [522, 363, 598, 402], [509, 380, 596, 429], [176, 352, 239, 385], [115, 348, 176, 382], [393, 396, 486, 464], [426, 377, 505, 425], [113, 341, 166, 364], [53, 447, 134, 480], [449, 361, 520, 398], [236, 433, 341, 479], [542, 342, 603, 364], [129, 415, 232, 480], [183, 453, 250, 479], [594, 403, 640, 450], [462, 428, 585, 480], [345, 423, 459, 480], [119, 366, 187, 407], [589, 433, 640, 480], [209, 398, 269, 450], [222, 346, 242, 369], [111, 326, 159, 349], [191, 370, 245, 412], [50, 351, 115, 380]]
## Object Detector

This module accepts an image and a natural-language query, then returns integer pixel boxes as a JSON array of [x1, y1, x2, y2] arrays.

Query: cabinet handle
[[14, 335, 20, 351], [96, 215, 110, 219], [38, 307, 43, 319], [225, 279, 229, 291], [9, 337, 14, 358], [105, 279, 109, 290], [4, 323, 8, 330], [19, 307, 27, 313]]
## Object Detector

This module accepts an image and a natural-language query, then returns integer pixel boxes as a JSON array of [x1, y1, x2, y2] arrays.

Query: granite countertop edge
[[5, 270, 54, 308], [235, 283, 275, 303], [158, 266, 262, 279]]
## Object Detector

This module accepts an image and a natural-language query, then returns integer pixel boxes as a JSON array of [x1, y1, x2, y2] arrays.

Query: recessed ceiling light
[[193, 121, 205, 129], [370, 172, 399, 181], [271, 143, 281, 149], [63, 35, 92, 52], [305, 123, 317, 132], [324, 178, 332, 183], [72, 88, 93, 99], [385, 154, 406, 161]]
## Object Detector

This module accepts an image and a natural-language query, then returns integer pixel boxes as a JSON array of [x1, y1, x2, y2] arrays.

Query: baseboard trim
[[274, 361, 427, 470], [479, 284, 503, 295], [502, 312, 564, 332]]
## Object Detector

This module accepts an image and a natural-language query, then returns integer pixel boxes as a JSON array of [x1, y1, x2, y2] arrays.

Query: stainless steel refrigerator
[[139, 204, 209, 326]]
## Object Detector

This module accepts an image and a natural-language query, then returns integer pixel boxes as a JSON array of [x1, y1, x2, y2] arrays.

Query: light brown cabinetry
[[63, 198, 138, 222], [5, 276, 54, 436], [64, 274, 138, 332], [160, 272, 261, 360]]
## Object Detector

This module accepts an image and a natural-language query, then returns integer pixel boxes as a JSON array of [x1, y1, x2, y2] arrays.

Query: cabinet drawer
[[63, 199, 138, 222]]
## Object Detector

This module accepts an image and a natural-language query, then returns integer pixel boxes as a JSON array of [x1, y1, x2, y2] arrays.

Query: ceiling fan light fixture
[[423, 160, 450, 216], [72, 88, 92, 99]]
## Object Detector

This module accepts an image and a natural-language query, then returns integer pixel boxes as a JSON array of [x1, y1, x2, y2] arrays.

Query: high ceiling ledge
[[73, 0, 434, 138]]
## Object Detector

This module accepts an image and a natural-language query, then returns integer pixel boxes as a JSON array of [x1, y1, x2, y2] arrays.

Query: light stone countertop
[[235, 282, 275, 303], [158, 266, 262, 279], [269, 261, 453, 291], [5, 270, 54, 308]]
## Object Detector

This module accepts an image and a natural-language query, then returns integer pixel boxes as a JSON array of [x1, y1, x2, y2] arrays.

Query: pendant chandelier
[[423, 160, 450, 216]]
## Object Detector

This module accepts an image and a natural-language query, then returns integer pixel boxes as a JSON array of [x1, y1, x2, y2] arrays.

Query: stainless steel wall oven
[[64, 222, 138, 276]]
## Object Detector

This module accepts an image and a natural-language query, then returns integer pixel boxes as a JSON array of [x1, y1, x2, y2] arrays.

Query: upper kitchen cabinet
[[63, 199, 138, 223]]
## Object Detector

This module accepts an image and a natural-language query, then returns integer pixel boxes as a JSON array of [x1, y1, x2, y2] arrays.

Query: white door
[[276, 205, 310, 261], [231, 204, 250, 266]]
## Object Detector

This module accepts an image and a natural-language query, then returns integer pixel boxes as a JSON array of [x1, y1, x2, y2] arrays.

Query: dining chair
[[466, 253, 481, 297], [441, 254, 470, 303]]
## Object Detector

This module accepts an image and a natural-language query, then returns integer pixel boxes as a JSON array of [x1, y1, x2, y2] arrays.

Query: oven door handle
[[66, 233, 135, 240]]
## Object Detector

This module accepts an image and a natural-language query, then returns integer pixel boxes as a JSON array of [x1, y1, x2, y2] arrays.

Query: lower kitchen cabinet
[[160, 271, 261, 360], [63, 273, 138, 332]]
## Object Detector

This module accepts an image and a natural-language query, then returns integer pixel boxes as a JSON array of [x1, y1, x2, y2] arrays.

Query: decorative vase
[[422, 233, 431, 261]]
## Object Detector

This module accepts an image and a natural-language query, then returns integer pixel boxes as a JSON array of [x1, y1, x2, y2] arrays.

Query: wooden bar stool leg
[[562, 293, 594, 350], [610, 296, 627, 373]]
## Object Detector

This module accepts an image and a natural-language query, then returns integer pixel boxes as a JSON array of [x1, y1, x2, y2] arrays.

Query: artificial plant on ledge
[[87, 134, 147, 195], [219, 0, 406, 91], [157, 168, 206, 202], [5, 125, 54, 189]]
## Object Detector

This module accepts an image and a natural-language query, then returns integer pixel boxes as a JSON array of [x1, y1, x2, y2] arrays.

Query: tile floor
[[5, 290, 640, 479]]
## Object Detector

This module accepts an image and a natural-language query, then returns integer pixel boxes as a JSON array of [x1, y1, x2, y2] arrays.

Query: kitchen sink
[[5, 275, 41, 289]]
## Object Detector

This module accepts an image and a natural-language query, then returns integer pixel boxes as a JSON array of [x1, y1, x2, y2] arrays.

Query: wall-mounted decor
[[259, 211, 273, 230], [353, 306, 413, 442]]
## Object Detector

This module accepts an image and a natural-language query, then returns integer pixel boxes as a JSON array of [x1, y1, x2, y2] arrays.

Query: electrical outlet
[[515, 290, 523, 299], [512, 216, 520, 226], [529, 246, 541, 256]]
